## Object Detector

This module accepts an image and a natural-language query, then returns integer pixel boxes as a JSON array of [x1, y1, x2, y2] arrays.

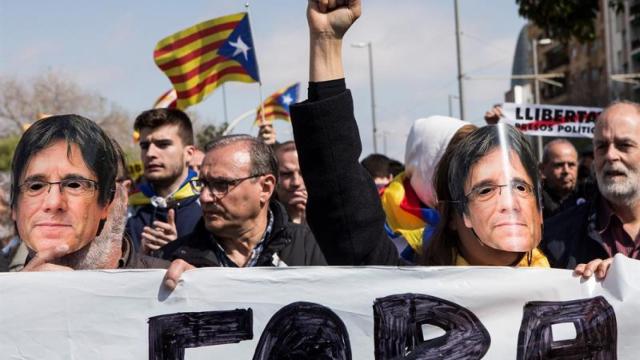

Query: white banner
[[1, 254, 638, 359], [501, 102, 603, 138]]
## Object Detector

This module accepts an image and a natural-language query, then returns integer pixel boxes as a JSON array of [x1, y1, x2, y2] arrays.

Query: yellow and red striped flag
[[153, 89, 178, 109], [154, 12, 261, 109], [255, 83, 299, 125]]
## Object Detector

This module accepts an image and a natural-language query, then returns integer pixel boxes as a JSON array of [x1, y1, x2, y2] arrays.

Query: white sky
[[0, 0, 527, 161]]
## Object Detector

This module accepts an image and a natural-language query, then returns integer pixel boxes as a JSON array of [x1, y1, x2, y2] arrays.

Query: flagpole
[[222, 84, 229, 124], [244, 2, 268, 126]]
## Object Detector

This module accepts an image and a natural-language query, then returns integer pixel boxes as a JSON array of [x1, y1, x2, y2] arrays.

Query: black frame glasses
[[190, 174, 265, 198], [464, 179, 534, 204], [18, 178, 99, 197]]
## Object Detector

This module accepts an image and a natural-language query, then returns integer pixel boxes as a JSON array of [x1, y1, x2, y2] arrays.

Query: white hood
[[404, 116, 470, 207]]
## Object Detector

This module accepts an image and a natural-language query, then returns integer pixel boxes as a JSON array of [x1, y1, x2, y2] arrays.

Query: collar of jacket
[[177, 200, 293, 267], [128, 168, 198, 206]]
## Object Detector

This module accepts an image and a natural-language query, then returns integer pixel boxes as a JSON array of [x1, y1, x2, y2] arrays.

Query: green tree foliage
[[196, 122, 229, 149], [0, 136, 20, 171], [516, 0, 633, 43]]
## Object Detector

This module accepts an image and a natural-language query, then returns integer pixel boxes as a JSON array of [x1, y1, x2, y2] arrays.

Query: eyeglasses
[[190, 174, 265, 198], [465, 179, 534, 204], [18, 178, 99, 198]]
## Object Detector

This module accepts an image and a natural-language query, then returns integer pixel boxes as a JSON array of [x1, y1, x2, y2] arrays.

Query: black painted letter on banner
[[373, 293, 490, 359], [253, 301, 352, 360], [516, 296, 617, 359], [148, 309, 253, 360]]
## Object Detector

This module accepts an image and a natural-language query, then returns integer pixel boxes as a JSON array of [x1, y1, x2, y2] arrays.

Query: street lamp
[[352, 41, 378, 153], [532, 37, 552, 160]]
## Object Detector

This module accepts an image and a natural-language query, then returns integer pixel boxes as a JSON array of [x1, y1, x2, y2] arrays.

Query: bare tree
[[0, 71, 132, 148]]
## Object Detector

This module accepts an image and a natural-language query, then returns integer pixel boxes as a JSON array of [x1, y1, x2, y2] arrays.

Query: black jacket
[[290, 85, 402, 266], [157, 201, 327, 267], [541, 193, 609, 269], [120, 234, 170, 269], [126, 195, 201, 252]]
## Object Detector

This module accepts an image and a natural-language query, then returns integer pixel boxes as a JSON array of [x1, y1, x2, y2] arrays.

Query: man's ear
[[462, 212, 473, 229], [184, 145, 196, 165], [538, 163, 546, 180], [260, 174, 277, 205]]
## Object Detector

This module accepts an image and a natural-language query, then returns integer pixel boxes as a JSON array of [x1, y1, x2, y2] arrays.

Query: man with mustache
[[158, 134, 326, 280], [126, 109, 200, 255], [543, 101, 640, 273]]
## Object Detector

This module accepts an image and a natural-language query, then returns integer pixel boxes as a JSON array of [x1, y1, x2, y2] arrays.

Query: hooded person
[[380, 116, 475, 262]]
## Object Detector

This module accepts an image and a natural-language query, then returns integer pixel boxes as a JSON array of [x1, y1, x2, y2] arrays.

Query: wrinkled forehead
[[596, 106, 640, 140], [21, 141, 93, 180], [202, 143, 252, 177], [465, 148, 532, 189]]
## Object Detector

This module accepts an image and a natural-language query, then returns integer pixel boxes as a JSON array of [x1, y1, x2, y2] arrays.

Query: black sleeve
[[290, 84, 403, 266]]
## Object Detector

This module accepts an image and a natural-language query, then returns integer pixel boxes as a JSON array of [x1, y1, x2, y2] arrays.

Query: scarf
[[454, 247, 550, 268], [128, 168, 198, 206], [380, 172, 440, 253]]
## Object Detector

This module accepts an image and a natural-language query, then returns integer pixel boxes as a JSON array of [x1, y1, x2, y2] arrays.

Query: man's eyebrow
[[614, 136, 638, 144], [204, 176, 235, 182], [22, 174, 47, 182], [470, 177, 531, 189], [62, 173, 94, 181], [469, 179, 496, 189]]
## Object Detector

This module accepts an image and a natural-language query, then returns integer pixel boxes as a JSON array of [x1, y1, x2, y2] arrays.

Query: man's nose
[[291, 172, 303, 187], [42, 184, 67, 212], [497, 185, 521, 212], [199, 187, 218, 204], [145, 144, 159, 158]]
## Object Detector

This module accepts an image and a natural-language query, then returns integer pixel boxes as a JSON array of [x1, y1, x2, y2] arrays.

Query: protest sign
[[501, 103, 603, 138], [1, 254, 638, 359]]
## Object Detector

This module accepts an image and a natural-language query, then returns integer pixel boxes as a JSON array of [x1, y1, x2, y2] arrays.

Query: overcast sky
[[0, 0, 527, 161]]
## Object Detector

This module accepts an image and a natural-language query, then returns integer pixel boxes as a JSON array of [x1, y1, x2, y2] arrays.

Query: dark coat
[[290, 89, 402, 266], [157, 201, 327, 267], [541, 193, 609, 269], [120, 234, 170, 269]]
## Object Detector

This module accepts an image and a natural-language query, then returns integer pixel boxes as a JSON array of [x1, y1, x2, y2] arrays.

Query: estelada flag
[[255, 83, 299, 125], [153, 89, 178, 109], [154, 12, 260, 109]]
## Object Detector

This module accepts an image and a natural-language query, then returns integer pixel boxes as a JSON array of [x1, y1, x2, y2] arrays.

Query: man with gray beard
[[542, 101, 640, 271]]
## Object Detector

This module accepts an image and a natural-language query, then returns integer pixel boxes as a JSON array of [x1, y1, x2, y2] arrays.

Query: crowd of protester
[[2, 0, 638, 290]]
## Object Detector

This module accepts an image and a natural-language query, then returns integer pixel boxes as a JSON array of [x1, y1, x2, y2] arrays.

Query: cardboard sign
[[1, 254, 638, 359], [501, 103, 603, 138]]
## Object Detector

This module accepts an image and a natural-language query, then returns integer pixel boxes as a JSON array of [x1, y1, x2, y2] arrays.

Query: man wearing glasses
[[11, 114, 167, 270], [159, 134, 325, 281]]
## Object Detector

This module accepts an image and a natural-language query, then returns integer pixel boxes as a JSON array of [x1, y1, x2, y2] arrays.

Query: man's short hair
[[110, 138, 130, 180], [205, 134, 278, 180], [11, 114, 118, 208], [134, 108, 194, 146], [274, 140, 297, 156], [361, 154, 391, 179], [448, 124, 541, 214], [541, 138, 577, 165]]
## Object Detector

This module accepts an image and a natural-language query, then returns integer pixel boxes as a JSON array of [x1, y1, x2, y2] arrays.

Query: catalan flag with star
[[255, 83, 300, 125], [154, 12, 260, 109]]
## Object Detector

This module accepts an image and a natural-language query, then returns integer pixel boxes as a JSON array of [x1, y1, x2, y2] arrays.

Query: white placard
[[0, 254, 637, 359], [501, 102, 603, 138]]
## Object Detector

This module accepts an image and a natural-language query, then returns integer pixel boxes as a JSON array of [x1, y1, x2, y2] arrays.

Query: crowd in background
[[2, 0, 639, 289]]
